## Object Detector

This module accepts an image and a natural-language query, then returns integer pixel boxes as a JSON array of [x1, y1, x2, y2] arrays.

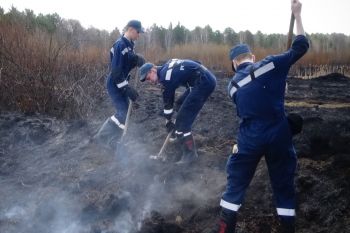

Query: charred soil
[[0, 73, 349, 233]]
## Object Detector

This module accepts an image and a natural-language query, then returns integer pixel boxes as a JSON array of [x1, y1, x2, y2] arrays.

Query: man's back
[[229, 35, 309, 123]]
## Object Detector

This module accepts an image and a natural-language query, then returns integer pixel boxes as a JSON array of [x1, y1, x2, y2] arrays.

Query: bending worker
[[139, 59, 216, 164], [214, 0, 309, 232], [96, 20, 145, 148]]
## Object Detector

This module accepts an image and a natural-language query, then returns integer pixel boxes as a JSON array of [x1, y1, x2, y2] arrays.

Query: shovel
[[149, 130, 173, 161], [115, 68, 140, 156], [287, 13, 295, 49], [116, 100, 133, 156]]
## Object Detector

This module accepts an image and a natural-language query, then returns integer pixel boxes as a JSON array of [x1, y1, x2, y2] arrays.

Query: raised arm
[[291, 0, 305, 36]]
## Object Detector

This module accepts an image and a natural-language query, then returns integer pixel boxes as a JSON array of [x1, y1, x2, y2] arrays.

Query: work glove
[[123, 86, 139, 101], [131, 53, 145, 68], [165, 120, 175, 133], [232, 144, 238, 153]]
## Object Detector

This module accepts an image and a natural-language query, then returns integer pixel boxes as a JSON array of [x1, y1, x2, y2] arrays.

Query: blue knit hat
[[229, 44, 251, 60], [139, 63, 154, 82]]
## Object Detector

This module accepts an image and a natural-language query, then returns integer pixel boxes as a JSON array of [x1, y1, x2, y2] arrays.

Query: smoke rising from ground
[[0, 186, 87, 233], [0, 112, 226, 233]]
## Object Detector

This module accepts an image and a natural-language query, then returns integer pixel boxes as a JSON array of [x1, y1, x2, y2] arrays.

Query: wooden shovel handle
[[157, 131, 173, 158], [287, 13, 295, 49]]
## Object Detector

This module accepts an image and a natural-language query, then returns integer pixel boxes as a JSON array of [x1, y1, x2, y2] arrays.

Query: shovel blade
[[149, 153, 166, 161]]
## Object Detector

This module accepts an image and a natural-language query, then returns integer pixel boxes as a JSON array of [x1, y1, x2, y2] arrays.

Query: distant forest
[[1, 7, 349, 118]]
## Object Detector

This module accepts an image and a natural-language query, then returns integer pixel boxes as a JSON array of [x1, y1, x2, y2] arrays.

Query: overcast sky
[[1, 0, 350, 35]]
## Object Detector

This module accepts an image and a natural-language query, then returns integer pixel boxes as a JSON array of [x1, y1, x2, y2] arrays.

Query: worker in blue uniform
[[95, 20, 145, 148], [214, 1, 309, 232], [139, 59, 216, 164]]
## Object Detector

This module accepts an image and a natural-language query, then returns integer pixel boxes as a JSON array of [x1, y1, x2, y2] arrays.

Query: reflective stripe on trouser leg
[[220, 199, 241, 212], [222, 151, 262, 207], [277, 208, 295, 216], [107, 76, 129, 124], [265, 120, 297, 217], [175, 130, 183, 138], [111, 115, 125, 130], [175, 131, 191, 136]]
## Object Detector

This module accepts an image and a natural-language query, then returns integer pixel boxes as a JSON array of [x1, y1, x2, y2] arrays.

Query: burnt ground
[[0, 73, 350, 233]]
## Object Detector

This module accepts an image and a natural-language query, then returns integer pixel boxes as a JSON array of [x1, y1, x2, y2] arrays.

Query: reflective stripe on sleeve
[[121, 47, 128, 55], [277, 208, 295, 216], [200, 64, 208, 71], [117, 80, 128, 88], [220, 199, 241, 212], [183, 132, 191, 137], [164, 109, 173, 114]]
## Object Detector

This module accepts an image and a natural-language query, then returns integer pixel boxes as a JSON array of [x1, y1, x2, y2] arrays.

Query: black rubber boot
[[168, 130, 177, 142], [94, 117, 124, 149], [212, 209, 237, 233], [279, 216, 295, 233], [176, 134, 198, 164]]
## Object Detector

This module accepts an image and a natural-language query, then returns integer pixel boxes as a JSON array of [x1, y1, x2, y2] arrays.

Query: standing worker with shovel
[[95, 20, 145, 150], [213, 0, 309, 232], [139, 59, 216, 164]]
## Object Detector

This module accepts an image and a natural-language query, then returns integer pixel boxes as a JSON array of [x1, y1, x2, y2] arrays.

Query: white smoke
[[113, 211, 134, 233], [0, 188, 88, 233]]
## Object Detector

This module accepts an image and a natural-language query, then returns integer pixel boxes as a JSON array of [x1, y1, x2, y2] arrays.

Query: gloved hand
[[232, 144, 238, 153], [165, 120, 175, 133], [123, 86, 139, 101], [130, 53, 145, 68]]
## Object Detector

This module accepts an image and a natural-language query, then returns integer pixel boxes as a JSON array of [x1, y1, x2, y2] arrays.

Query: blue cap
[[229, 44, 251, 60], [126, 20, 144, 33], [139, 63, 154, 82]]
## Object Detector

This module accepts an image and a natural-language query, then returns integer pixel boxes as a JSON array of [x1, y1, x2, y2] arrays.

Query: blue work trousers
[[221, 119, 297, 218], [107, 75, 129, 124], [175, 71, 216, 133]]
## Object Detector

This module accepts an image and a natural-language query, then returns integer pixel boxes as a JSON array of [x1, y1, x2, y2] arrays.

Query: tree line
[[0, 7, 349, 118]]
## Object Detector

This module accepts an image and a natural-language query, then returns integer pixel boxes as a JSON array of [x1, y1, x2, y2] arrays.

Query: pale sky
[[1, 0, 350, 35]]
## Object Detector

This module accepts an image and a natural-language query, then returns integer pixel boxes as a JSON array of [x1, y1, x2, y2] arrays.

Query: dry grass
[[1, 19, 350, 119], [286, 101, 350, 108], [0, 22, 108, 118]]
